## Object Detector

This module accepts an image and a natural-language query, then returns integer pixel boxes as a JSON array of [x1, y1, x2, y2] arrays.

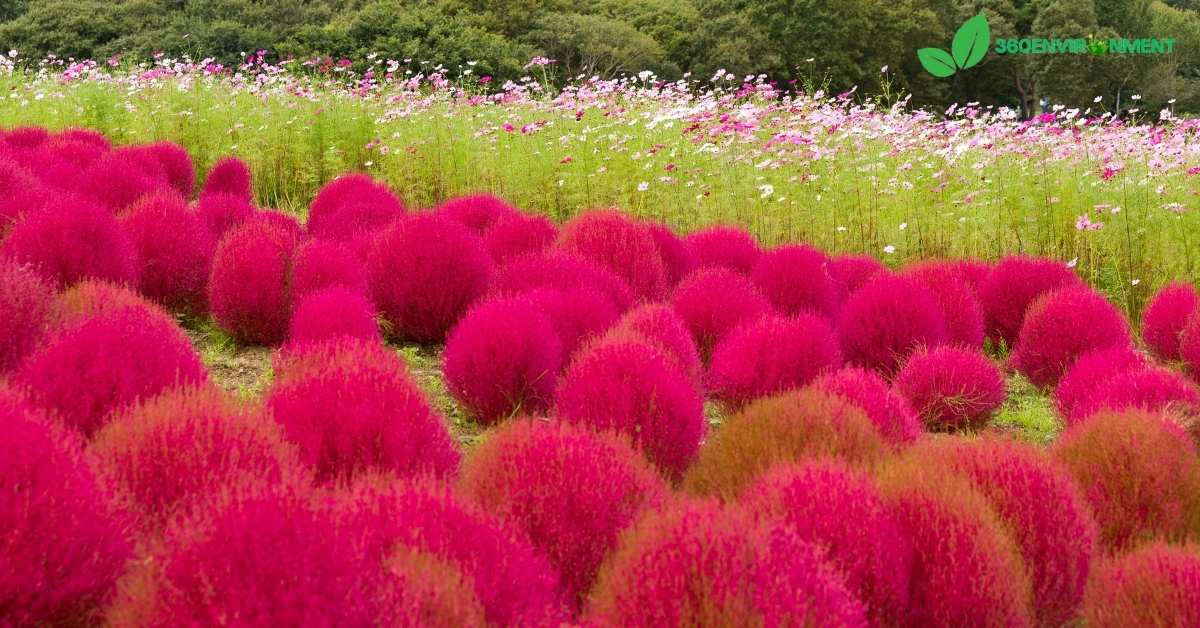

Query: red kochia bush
[[57, 127, 111, 151], [555, 334, 704, 479], [459, 419, 668, 607], [670, 267, 772, 357], [444, 296, 562, 424], [144, 141, 195, 197], [17, 306, 208, 437], [307, 173, 405, 244], [836, 275, 948, 376], [707, 314, 843, 406], [751, 244, 839, 318], [1179, 312, 1200, 380], [55, 280, 170, 329], [89, 386, 307, 533], [738, 460, 912, 626], [79, 147, 169, 211], [1053, 409, 1200, 551], [893, 346, 1006, 431], [829, 254, 887, 297], [194, 192, 254, 240], [612, 302, 702, 382], [368, 214, 492, 343], [2, 125, 50, 148], [586, 498, 868, 627], [1053, 346, 1147, 422], [0, 260, 56, 371], [902, 260, 986, 347], [815, 367, 921, 445], [685, 225, 762, 275], [287, 287, 380, 347], [646, 221, 697, 286], [119, 192, 215, 313], [483, 212, 558, 264], [208, 215, 299, 345], [1010, 286, 1132, 388], [1066, 366, 1200, 426], [490, 250, 634, 311], [0, 385, 131, 626], [1142, 282, 1198, 362], [268, 338, 459, 481], [874, 455, 1035, 627], [437, 193, 521, 234], [1, 196, 138, 288], [910, 437, 1098, 626], [979, 255, 1081, 347], [521, 287, 619, 361], [200, 156, 252, 201], [289, 239, 369, 299], [1082, 542, 1200, 627], [378, 547, 487, 627], [556, 209, 667, 300]]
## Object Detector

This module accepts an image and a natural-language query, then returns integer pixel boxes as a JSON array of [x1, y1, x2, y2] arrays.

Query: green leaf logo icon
[[918, 13, 990, 77], [918, 48, 957, 77]]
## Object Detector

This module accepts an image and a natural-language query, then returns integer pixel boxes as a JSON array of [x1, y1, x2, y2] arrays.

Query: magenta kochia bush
[[586, 498, 868, 626], [979, 255, 1080, 347], [119, 192, 215, 313], [483, 212, 558, 264], [1053, 346, 1147, 422], [685, 225, 763, 275], [556, 209, 667, 300], [437, 193, 521, 234], [751, 244, 839, 318], [893, 346, 1006, 431], [1, 196, 138, 288], [194, 192, 254, 240], [1066, 366, 1200, 426], [1010, 286, 1132, 388], [459, 419, 668, 607], [17, 306, 208, 437], [612, 302, 702, 383], [836, 275, 948, 376], [268, 338, 459, 481], [738, 460, 912, 626], [443, 296, 563, 424], [80, 147, 169, 211], [207, 215, 299, 345], [289, 239, 369, 299], [555, 334, 705, 479], [144, 141, 195, 197], [829, 254, 886, 297], [200, 156, 253, 200], [0, 385, 132, 626], [0, 260, 56, 372], [902, 260, 986, 347], [670, 267, 772, 357], [1141, 282, 1199, 362], [646, 221, 697, 286], [815, 367, 921, 445], [707, 314, 843, 406], [1082, 542, 1200, 627], [368, 214, 492, 343], [287, 287, 380, 347], [490, 250, 634, 312], [307, 173, 405, 244], [521, 287, 619, 361]]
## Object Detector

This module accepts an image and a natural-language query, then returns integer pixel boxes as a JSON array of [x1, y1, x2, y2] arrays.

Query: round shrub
[[893, 345, 1006, 432], [953, 258, 992, 292], [684, 225, 762, 275], [268, 338, 459, 481], [55, 279, 170, 328], [144, 141, 195, 197], [254, 208, 302, 235], [2, 125, 50, 148], [45, 137, 106, 169], [1052, 408, 1200, 551], [873, 455, 1034, 627], [707, 314, 843, 406], [1053, 346, 1147, 422], [1142, 282, 1198, 362], [199, 155, 252, 201], [0, 185, 52, 238], [307, 173, 404, 243], [556, 209, 667, 300], [646, 221, 696, 286], [119, 191, 215, 313], [56, 127, 111, 150], [751, 244, 838, 318], [17, 306, 208, 437], [378, 547, 487, 627], [0, 385, 132, 625], [612, 302, 702, 382], [437, 193, 521, 234], [1, 196, 138, 288], [1179, 312, 1200, 380], [555, 334, 704, 479], [836, 275, 948, 376], [738, 460, 912, 626], [368, 214, 492, 343], [194, 192, 254, 240], [586, 498, 868, 627], [979, 255, 1081, 347], [670, 267, 772, 357], [901, 259, 986, 347], [483, 212, 557, 264], [443, 296, 563, 424], [829, 254, 886, 297], [208, 215, 299, 345], [0, 260, 56, 371], [287, 287, 380, 347], [1081, 542, 1200, 627], [909, 437, 1098, 626], [1067, 366, 1200, 426], [684, 387, 888, 499], [89, 386, 307, 533], [289, 238, 369, 299], [79, 147, 169, 212], [1011, 286, 1131, 388], [459, 419, 668, 607], [814, 367, 921, 446], [518, 286, 618, 361], [491, 250, 634, 312]]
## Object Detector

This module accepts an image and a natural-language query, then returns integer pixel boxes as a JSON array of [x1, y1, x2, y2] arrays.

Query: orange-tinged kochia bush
[[1081, 541, 1200, 627], [814, 367, 921, 445]]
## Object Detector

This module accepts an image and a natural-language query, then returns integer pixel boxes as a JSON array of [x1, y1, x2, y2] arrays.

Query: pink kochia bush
[[194, 193, 254, 240], [1178, 312, 1200, 380], [444, 296, 563, 424], [0, 260, 57, 371], [289, 238, 369, 299], [268, 338, 459, 481], [1010, 286, 1131, 388], [555, 333, 705, 479], [815, 367, 921, 445], [1, 196, 138, 288], [459, 419, 668, 607], [893, 346, 1006, 432], [586, 498, 868, 626], [1141, 282, 1199, 362], [556, 210, 668, 300], [902, 260, 986, 347], [612, 302, 702, 383], [751, 244, 839, 318], [287, 287, 380, 347], [200, 156, 253, 200], [685, 225, 762, 275], [670, 267, 772, 357], [829, 254, 887, 297], [80, 148, 170, 212], [645, 221, 697, 286], [1053, 346, 1147, 422], [520, 287, 619, 360], [0, 385, 132, 626], [368, 214, 492, 343], [707, 314, 843, 406], [1066, 366, 1200, 426], [979, 255, 1080, 347], [483, 212, 557, 264], [144, 141, 195, 197], [1082, 542, 1200, 627], [491, 250, 634, 312], [836, 275, 948, 376], [738, 460, 912, 626], [208, 215, 299, 345], [17, 306, 208, 437], [437, 193, 521, 234], [119, 192, 215, 313], [306, 173, 405, 244]]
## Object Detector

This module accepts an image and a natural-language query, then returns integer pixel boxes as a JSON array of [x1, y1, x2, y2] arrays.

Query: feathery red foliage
[[437, 193, 521, 234], [751, 244, 839, 318], [287, 287, 380, 347], [200, 156, 252, 201], [670, 266, 772, 357], [194, 192, 254, 240], [685, 225, 762, 275], [611, 302, 702, 383], [1066, 366, 1200, 426], [893, 346, 1006, 431], [979, 255, 1081, 347], [483, 212, 558, 264], [836, 275, 948, 376], [829, 254, 886, 298], [519, 287, 619, 361], [707, 314, 843, 406], [646, 221, 697, 287], [1082, 542, 1200, 627], [119, 191, 214, 313], [901, 259, 986, 347], [556, 209, 667, 300], [1, 196, 138, 288], [1141, 282, 1198, 362], [0, 260, 56, 371], [207, 214, 299, 345], [490, 250, 634, 311], [307, 173, 405, 243], [1010, 286, 1131, 388], [1053, 346, 1147, 422], [814, 366, 921, 445]]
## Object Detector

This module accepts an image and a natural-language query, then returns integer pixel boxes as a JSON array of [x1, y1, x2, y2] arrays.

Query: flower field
[[5, 57, 1200, 627]]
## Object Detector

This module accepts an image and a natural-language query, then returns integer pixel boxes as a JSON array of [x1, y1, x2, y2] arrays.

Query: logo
[[918, 14, 990, 78]]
